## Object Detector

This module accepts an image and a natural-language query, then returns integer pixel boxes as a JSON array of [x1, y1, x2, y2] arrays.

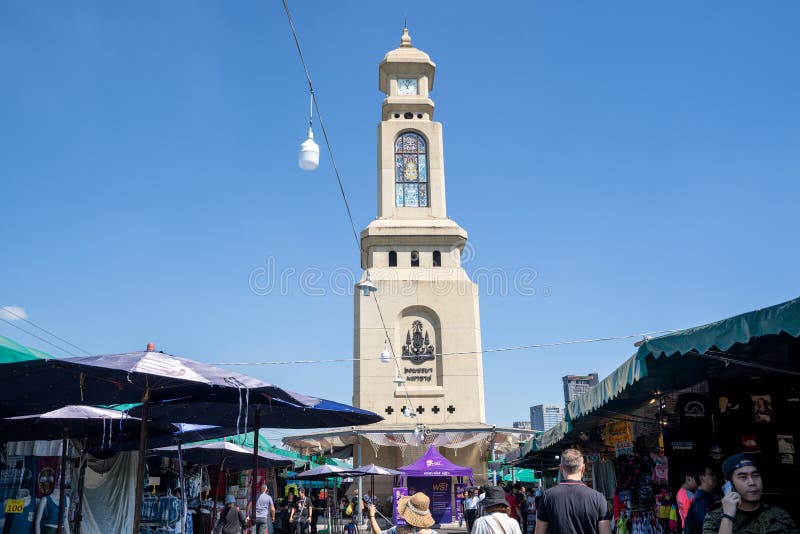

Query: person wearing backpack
[[684, 464, 717, 534], [214, 495, 248, 534]]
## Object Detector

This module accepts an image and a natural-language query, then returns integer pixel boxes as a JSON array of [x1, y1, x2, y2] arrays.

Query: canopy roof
[[282, 423, 532, 456], [519, 296, 800, 464], [154, 441, 294, 470], [567, 295, 800, 422], [398, 445, 473, 478]]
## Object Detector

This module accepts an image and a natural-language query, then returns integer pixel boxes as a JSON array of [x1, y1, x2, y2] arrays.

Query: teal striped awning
[[566, 296, 800, 422], [519, 296, 800, 463]]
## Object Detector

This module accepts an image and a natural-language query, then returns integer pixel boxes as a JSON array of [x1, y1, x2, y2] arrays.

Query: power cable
[[281, 0, 360, 251], [0, 306, 92, 356], [211, 329, 679, 366], [280, 0, 416, 416], [0, 316, 80, 357]]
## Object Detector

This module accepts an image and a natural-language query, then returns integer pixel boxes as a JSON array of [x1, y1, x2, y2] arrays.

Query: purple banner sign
[[392, 487, 408, 526]]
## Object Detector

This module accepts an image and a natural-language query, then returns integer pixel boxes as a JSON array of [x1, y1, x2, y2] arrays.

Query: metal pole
[[178, 439, 187, 534], [74, 452, 87, 534], [490, 437, 497, 485], [251, 411, 261, 527], [356, 435, 362, 525], [57, 427, 68, 534], [133, 387, 150, 534], [211, 459, 225, 531]]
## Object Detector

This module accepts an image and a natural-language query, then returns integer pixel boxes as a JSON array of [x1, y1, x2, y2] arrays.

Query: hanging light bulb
[[380, 341, 391, 363], [298, 92, 319, 171], [357, 272, 377, 297], [394, 372, 405, 387]]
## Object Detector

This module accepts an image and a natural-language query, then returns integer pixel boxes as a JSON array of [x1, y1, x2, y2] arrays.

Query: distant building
[[530, 404, 564, 432], [512, 421, 532, 430], [562, 374, 599, 405]]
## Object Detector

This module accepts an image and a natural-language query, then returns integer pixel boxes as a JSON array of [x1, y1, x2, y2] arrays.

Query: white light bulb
[[380, 342, 391, 363], [298, 127, 319, 171]]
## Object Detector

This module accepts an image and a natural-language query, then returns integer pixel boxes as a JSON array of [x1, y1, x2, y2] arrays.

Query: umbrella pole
[[133, 388, 150, 534], [178, 439, 187, 534], [251, 410, 260, 527], [74, 451, 87, 534], [211, 459, 224, 531], [57, 426, 68, 534]]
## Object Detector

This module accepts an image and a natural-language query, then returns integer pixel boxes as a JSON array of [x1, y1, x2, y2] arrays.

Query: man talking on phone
[[702, 453, 798, 534]]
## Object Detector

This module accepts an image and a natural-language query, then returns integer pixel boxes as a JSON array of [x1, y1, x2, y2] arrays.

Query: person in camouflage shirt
[[703, 453, 798, 534]]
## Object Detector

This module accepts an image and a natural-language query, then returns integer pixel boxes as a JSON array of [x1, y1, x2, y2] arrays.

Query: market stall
[[517, 296, 800, 528], [398, 446, 473, 525]]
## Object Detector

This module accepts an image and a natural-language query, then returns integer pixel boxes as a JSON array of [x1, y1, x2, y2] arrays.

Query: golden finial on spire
[[400, 27, 412, 48]]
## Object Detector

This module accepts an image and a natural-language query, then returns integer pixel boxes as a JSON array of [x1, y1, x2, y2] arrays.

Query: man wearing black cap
[[702, 453, 798, 534], [535, 449, 610, 534]]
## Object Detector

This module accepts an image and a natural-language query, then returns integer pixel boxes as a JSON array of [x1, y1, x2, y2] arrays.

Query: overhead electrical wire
[[0, 316, 82, 358], [280, 0, 416, 415], [212, 329, 679, 366], [0, 306, 92, 356]]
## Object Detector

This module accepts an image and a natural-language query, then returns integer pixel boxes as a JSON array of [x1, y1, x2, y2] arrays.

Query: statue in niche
[[401, 320, 435, 364]]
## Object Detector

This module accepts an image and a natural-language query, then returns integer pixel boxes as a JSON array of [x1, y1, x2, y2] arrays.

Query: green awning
[[518, 296, 800, 466], [0, 335, 54, 363], [567, 296, 800, 422], [186, 431, 351, 470], [502, 468, 539, 483]]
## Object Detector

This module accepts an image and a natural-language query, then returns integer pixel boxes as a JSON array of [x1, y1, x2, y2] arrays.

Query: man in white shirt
[[464, 489, 480, 533], [472, 486, 522, 534]]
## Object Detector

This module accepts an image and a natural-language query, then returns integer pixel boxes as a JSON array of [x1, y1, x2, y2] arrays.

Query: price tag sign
[[615, 442, 634, 457], [4, 499, 24, 514]]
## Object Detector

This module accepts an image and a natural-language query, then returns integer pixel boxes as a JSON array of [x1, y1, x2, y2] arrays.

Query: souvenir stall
[[517, 296, 800, 529], [397, 446, 474, 525], [149, 440, 294, 534]]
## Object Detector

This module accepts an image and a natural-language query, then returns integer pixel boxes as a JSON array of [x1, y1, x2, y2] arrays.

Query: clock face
[[397, 78, 418, 95]]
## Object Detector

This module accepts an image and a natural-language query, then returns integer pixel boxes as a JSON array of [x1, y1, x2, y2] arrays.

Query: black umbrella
[[1, 406, 171, 534], [346, 464, 404, 511], [0, 348, 382, 533], [154, 440, 295, 532], [154, 440, 294, 470]]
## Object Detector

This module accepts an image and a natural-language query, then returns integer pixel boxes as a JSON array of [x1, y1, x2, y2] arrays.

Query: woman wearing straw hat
[[367, 492, 437, 534]]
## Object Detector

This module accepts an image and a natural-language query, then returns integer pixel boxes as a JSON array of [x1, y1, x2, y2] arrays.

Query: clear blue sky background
[[2, 1, 798, 440]]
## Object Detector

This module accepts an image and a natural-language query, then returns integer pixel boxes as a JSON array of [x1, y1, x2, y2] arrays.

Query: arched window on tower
[[394, 131, 429, 207], [389, 251, 397, 267], [411, 250, 420, 267], [433, 250, 441, 267]]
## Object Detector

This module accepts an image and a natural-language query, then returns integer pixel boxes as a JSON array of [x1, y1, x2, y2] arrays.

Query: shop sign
[[4, 499, 24, 514], [586, 454, 601, 463], [602, 421, 633, 446], [615, 442, 634, 457], [709, 445, 724, 460], [672, 441, 694, 451]]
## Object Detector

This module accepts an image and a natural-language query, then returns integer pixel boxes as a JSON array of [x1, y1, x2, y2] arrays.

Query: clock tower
[[354, 29, 486, 437]]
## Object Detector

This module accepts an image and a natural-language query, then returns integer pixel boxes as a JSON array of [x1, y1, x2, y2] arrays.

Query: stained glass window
[[394, 132, 429, 207]]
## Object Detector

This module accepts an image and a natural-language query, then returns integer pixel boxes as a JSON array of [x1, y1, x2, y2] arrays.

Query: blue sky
[[2, 1, 798, 439]]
